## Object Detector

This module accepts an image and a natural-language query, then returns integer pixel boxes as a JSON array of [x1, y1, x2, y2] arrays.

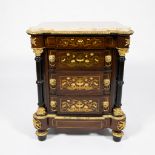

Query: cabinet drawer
[[49, 71, 111, 95], [45, 36, 116, 49], [48, 50, 113, 70], [49, 96, 110, 115]]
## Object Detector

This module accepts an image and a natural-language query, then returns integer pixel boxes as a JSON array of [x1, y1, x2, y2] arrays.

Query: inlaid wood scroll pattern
[[60, 52, 103, 68], [60, 76, 100, 91], [56, 37, 103, 48], [60, 99, 99, 113]]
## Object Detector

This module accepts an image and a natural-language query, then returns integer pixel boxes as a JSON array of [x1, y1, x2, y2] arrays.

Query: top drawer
[[45, 36, 116, 49]]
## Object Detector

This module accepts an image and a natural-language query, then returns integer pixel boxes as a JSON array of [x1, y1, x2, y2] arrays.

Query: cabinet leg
[[36, 130, 48, 141], [112, 130, 123, 142]]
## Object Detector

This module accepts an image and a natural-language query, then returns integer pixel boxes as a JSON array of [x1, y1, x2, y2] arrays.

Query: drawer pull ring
[[103, 101, 109, 112], [103, 79, 110, 90], [50, 101, 57, 111], [50, 79, 56, 88], [105, 55, 112, 67], [49, 55, 55, 63]]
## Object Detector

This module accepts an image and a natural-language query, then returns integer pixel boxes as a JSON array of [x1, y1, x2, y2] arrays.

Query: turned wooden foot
[[36, 130, 48, 141], [112, 130, 123, 142]]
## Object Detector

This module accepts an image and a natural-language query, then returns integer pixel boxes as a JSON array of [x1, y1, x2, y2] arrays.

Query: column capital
[[32, 48, 44, 56], [117, 48, 128, 57]]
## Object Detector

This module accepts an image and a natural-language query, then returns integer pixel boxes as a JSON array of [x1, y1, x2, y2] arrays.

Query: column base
[[112, 130, 124, 142], [36, 130, 48, 141]]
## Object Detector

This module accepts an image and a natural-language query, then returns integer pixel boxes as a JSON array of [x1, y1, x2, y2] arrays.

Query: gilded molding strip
[[33, 113, 126, 120]]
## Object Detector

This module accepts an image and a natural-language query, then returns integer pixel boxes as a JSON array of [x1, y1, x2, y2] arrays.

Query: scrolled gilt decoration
[[60, 99, 99, 113], [60, 76, 100, 91], [50, 100, 57, 111], [113, 107, 125, 116], [33, 119, 41, 129], [36, 107, 46, 116], [32, 48, 44, 56], [117, 120, 126, 130], [117, 48, 128, 57]]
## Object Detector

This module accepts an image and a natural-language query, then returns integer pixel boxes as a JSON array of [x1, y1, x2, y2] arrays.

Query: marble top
[[26, 22, 133, 35]]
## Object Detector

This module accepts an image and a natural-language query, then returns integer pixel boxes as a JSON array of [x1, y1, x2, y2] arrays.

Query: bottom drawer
[[49, 96, 110, 115]]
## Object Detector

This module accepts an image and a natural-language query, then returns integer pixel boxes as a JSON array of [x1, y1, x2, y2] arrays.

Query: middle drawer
[[49, 71, 111, 96]]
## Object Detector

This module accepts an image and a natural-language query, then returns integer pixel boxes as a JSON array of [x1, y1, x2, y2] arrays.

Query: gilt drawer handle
[[103, 79, 110, 90], [50, 101, 57, 111], [50, 79, 56, 88], [103, 101, 109, 112], [105, 55, 112, 67], [49, 55, 55, 63]]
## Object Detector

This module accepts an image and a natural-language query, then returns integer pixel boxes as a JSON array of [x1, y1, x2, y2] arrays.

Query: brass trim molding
[[36, 130, 48, 137], [32, 48, 44, 56], [117, 48, 128, 57], [33, 113, 126, 120]]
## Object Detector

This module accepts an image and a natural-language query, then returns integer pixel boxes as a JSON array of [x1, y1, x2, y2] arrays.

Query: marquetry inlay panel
[[60, 52, 102, 67], [60, 76, 100, 91], [60, 99, 99, 113], [56, 37, 103, 48]]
